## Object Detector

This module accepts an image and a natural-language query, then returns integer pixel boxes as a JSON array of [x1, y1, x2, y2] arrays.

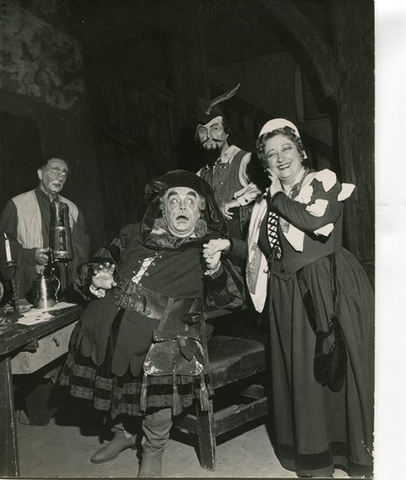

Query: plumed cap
[[196, 83, 241, 125]]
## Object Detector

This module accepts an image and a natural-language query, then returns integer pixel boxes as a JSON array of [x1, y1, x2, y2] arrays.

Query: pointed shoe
[[91, 433, 136, 464]]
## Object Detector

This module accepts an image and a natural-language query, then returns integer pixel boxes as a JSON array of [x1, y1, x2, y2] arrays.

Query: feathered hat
[[195, 83, 241, 126]]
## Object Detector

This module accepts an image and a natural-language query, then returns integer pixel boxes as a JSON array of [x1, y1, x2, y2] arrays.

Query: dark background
[[0, 0, 374, 281]]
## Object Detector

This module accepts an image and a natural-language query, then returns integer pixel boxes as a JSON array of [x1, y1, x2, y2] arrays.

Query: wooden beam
[[0, 357, 19, 477], [329, 0, 374, 273], [258, 0, 342, 100]]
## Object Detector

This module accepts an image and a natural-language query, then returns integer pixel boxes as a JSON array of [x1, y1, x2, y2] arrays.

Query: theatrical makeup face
[[162, 187, 204, 238], [196, 116, 228, 151], [263, 134, 304, 186], [38, 158, 69, 196]]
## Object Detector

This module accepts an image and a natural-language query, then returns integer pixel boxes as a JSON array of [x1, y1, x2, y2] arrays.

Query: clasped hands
[[90, 262, 117, 298], [202, 238, 231, 274]]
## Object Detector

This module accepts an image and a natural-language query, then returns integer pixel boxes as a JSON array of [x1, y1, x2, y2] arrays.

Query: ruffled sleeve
[[270, 169, 355, 251]]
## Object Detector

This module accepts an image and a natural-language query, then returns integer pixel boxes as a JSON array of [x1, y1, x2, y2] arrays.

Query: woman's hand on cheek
[[268, 172, 283, 196]]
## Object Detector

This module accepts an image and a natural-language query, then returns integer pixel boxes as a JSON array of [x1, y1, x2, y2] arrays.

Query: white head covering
[[258, 118, 307, 159], [259, 118, 300, 137]]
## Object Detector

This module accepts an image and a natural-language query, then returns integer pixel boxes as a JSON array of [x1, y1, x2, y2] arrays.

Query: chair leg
[[195, 399, 216, 471]]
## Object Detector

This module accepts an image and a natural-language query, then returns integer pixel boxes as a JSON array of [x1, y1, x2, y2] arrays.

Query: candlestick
[[5, 263, 21, 322], [4, 233, 12, 263]]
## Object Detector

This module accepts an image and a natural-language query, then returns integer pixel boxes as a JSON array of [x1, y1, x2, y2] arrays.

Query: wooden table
[[0, 305, 83, 477]]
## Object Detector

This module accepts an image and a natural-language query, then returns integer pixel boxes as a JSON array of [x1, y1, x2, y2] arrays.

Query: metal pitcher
[[32, 271, 60, 309]]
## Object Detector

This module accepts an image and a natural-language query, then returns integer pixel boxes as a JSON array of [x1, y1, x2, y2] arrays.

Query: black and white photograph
[[0, 0, 396, 478]]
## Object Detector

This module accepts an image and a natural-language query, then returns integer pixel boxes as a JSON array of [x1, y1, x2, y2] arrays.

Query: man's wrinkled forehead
[[197, 115, 223, 130], [165, 187, 198, 199], [46, 158, 69, 172]]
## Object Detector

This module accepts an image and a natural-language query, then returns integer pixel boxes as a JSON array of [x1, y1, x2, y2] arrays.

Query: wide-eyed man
[[59, 170, 244, 477]]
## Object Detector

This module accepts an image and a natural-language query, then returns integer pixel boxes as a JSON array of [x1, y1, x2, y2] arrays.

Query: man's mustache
[[201, 137, 223, 145]]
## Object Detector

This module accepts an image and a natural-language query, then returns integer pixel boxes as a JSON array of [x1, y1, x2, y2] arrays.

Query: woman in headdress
[[204, 119, 374, 478]]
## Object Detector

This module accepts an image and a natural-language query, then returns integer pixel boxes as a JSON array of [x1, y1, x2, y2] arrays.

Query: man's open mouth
[[176, 215, 189, 221]]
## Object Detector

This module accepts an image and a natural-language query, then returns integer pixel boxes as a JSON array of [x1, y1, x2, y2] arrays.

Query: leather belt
[[109, 273, 199, 321]]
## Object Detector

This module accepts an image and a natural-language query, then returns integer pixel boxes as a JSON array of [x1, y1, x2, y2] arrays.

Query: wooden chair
[[173, 309, 269, 471]]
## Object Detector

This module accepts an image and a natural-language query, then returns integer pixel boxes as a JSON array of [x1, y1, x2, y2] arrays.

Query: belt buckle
[[124, 282, 135, 295], [133, 294, 144, 313], [120, 295, 129, 309]]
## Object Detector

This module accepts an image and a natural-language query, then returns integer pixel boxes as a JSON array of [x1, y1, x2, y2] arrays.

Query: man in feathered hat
[[59, 170, 244, 477], [195, 84, 261, 240]]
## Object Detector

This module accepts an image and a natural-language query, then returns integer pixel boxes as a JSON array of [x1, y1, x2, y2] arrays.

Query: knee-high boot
[[137, 407, 173, 478]]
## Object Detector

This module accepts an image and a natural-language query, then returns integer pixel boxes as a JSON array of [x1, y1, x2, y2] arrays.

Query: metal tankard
[[32, 271, 60, 309]]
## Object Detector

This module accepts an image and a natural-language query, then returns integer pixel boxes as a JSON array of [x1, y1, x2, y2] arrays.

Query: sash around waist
[[109, 273, 200, 321]]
